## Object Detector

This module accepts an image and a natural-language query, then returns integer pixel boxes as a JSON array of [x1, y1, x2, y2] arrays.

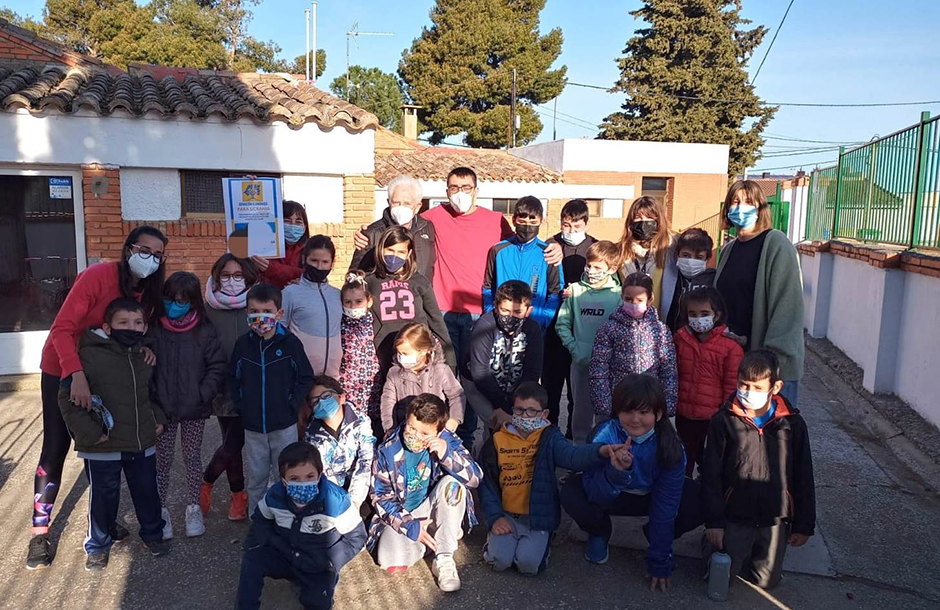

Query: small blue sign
[[49, 177, 72, 199]]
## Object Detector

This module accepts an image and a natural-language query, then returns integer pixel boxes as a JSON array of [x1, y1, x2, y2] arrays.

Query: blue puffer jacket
[[583, 418, 687, 578], [480, 425, 604, 532]]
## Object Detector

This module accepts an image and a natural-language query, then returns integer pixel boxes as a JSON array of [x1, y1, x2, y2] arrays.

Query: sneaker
[[431, 555, 461, 592], [84, 552, 110, 572], [385, 566, 408, 574], [585, 535, 609, 565], [199, 482, 213, 516], [161, 507, 173, 540], [145, 539, 171, 557], [110, 522, 129, 542], [26, 534, 52, 570], [228, 491, 248, 521], [185, 504, 205, 537]]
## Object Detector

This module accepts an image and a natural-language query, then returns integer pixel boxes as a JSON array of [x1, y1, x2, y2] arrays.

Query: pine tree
[[288, 49, 327, 78], [599, 0, 775, 177], [399, 0, 566, 148], [330, 66, 403, 130]]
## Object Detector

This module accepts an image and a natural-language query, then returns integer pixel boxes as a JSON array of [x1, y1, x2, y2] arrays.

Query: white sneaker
[[185, 504, 205, 537], [161, 507, 173, 540], [432, 555, 461, 592]]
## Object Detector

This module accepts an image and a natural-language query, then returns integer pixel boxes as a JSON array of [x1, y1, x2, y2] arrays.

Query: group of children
[[55, 191, 816, 608]]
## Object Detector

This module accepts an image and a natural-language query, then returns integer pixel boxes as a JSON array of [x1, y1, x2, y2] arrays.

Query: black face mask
[[514, 224, 540, 243], [304, 264, 330, 283], [631, 220, 659, 242], [495, 313, 525, 336], [110, 329, 144, 348]]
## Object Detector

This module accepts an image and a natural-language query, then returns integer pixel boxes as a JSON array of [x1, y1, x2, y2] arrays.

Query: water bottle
[[707, 551, 732, 601]]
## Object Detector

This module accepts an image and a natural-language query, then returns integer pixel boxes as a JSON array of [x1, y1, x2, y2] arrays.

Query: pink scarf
[[205, 276, 248, 311], [160, 309, 199, 333]]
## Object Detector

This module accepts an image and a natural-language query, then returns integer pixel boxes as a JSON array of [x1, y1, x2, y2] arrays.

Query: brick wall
[[0, 20, 105, 67], [338, 174, 377, 282]]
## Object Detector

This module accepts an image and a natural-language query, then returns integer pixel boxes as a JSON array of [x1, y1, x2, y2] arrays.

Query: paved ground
[[0, 349, 938, 610]]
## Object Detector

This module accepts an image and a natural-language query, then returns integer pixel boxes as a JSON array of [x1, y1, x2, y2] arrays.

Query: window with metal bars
[[180, 170, 281, 216]]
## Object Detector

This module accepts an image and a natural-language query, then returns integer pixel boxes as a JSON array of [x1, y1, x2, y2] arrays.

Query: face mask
[[390, 205, 415, 226], [688, 315, 715, 334], [496, 313, 525, 336], [514, 224, 540, 243], [512, 414, 547, 435], [313, 395, 340, 420], [383, 254, 406, 273], [727, 204, 759, 229], [561, 230, 586, 246], [677, 257, 707, 278], [284, 224, 306, 245], [220, 277, 246, 296], [343, 306, 369, 319], [162, 299, 191, 320], [402, 427, 428, 453], [285, 480, 319, 505], [127, 252, 160, 279], [109, 328, 144, 348], [622, 302, 647, 319], [397, 352, 421, 369], [737, 388, 771, 411], [584, 268, 609, 285], [631, 220, 658, 242], [248, 312, 278, 336], [304, 264, 330, 283], [631, 427, 656, 444], [449, 191, 473, 214]]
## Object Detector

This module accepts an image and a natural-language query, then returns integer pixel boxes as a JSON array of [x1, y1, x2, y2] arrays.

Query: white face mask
[[677, 257, 707, 278], [737, 388, 771, 411], [343, 306, 369, 319], [449, 191, 473, 214], [127, 252, 160, 279], [688, 315, 715, 334], [561, 230, 586, 246], [397, 352, 420, 368], [389, 205, 415, 226]]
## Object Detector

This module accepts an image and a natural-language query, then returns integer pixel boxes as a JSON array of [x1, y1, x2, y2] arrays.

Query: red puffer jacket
[[674, 324, 743, 420]]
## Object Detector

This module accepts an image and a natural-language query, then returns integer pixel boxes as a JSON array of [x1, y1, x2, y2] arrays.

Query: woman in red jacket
[[673, 287, 743, 477], [27, 225, 168, 569], [251, 200, 308, 288]]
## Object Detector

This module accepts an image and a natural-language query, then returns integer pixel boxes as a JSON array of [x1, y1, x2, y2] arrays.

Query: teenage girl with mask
[[617, 196, 679, 321], [338, 272, 383, 429], [201, 254, 259, 521], [150, 272, 226, 539], [589, 273, 678, 420], [252, 200, 309, 289], [282, 235, 343, 434], [714, 180, 805, 407], [364, 226, 454, 376], [28, 225, 168, 569]]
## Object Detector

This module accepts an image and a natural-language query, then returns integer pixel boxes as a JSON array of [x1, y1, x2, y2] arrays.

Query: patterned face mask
[[688, 315, 715, 334], [284, 479, 319, 504], [512, 414, 547, 435], [248, 312, 278, 336], [402, 427, 428, 453]]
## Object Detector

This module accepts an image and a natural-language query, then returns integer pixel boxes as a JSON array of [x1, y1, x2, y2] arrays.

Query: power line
[[749, 157, 838, 173], [532, 107, 597, 133], [534, 104, 598, 129], [752, 0, 796, 84], [764, 134, 864, 145]]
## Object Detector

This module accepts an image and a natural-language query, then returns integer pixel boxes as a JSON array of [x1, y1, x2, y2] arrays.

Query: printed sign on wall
[[48, 177, 72, 200], [222, 177, 285, 259]]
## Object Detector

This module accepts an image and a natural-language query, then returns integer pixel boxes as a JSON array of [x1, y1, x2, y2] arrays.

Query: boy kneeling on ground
[[235, 442, 366, 610], [369, 393, 483, 592], [479, 381, 625, 575]]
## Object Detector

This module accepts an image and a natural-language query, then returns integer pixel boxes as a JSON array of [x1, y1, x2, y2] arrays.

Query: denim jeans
[[444, 311, 480, 449], [778, 381, 800, 409]]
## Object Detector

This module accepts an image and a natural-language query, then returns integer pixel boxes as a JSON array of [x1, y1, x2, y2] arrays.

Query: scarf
[[160, 309, 199, 332], [205, 276, 248, 311]]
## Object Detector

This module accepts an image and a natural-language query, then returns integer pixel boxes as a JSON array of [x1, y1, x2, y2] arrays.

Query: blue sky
[[5, 0, 940, 173]]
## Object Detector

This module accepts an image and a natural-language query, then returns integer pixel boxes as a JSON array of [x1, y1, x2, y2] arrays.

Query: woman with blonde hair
[[617, 196, 679, 321]]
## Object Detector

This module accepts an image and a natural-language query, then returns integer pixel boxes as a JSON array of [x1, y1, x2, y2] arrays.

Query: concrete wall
[[282, 174, 344, 224], [511, 139, 729, 175], [801, 247, 940, 428], [121, 168, 181, 220]]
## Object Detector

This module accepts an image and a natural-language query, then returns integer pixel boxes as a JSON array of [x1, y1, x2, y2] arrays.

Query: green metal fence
[[805, 112, 940, 248]]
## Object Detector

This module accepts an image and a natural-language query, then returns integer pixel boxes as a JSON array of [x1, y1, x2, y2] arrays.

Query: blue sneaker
[[585, 536, 609, 564]]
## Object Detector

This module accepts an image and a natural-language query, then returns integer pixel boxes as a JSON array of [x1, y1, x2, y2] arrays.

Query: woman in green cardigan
[[715, 180, 805, 407]]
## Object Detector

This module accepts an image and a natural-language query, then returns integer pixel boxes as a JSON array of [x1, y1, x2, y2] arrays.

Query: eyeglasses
[[309, 390, 336, 405], [446, 185, 475, 194], [512, 407, 544, 418], [220, 273, 244, 281], [130, 244, 166, 263]]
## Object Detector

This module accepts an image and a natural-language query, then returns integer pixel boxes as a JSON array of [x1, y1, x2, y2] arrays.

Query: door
[[0, 169, 86, 374]]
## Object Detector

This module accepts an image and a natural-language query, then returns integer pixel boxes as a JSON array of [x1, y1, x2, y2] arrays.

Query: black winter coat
[[702, 395, 816, 535], [349, 208, 437, 281], [149, 319, 227, 421]]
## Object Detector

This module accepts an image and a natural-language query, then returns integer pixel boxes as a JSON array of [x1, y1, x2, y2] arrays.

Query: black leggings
[[202, 416, 245, 493], [33, 372, 73, 529]]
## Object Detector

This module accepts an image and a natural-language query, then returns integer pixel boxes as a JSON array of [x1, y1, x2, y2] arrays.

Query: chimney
[[762, 172, 770, 179], [400, 104, 421, 141]]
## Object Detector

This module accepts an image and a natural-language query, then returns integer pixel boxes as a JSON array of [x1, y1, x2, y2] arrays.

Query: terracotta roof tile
[[0, 62, 379, 132]]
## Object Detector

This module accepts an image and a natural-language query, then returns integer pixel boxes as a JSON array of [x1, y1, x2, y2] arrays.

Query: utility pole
[[311, 2, 318, 85], [346, 23, 393, 101], [304, 8, 310, 81], [552, 97, 557, 141], [510, 68, 517, 148]]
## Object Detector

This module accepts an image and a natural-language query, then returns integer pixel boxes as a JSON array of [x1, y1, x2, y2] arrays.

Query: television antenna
[[345, 22, 394, 101]]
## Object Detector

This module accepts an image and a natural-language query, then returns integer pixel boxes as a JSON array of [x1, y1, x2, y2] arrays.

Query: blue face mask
[[163, 299, 191, 320], [727, 204, 759, 229], [284, 224, 306, 245], [285, 479, 320, 505], [313, 395, 340, 420], [384, 254, 406, 273], [631, 427, 656, 444]]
